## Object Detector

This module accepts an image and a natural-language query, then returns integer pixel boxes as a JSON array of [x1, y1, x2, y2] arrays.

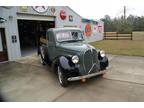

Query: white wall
[[55, 6, 82, 28], [55, 6, 104, 43], [0, 7, 21, 61], [0, 6, 104, 61], [81, 20, 104, 43]]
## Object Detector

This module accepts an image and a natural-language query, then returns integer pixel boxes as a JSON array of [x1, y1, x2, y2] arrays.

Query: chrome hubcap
[[58, 66, 63, 84], [40, 46, 45, 59]]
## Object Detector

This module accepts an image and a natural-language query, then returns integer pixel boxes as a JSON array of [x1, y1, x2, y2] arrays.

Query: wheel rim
[[40, 55, 43, 64], [58, 66, 63, 84], [40, 46, 45, 59]]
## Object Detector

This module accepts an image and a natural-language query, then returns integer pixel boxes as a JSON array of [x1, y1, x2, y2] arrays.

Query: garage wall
[[55, 6, 104, 43], [0, 7, 21, 61], [0, 6, 104, 61], [55, 7, 82, 28], [0, 6, 57, 61], [81, 20, 104, 43]]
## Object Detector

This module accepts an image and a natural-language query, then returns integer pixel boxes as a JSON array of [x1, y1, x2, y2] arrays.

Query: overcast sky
[[69, 0, 144, 20], [1, 0, 144, 20]]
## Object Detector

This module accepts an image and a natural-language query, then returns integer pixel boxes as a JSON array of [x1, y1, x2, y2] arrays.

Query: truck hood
[[57, 42, 96, 53]]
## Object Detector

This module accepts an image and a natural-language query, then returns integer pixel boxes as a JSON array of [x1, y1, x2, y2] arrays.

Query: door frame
[[0, 28, 8, 62]]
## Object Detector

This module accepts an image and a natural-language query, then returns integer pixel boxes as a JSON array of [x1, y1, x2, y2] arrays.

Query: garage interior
[[17, 19, 55, 57]]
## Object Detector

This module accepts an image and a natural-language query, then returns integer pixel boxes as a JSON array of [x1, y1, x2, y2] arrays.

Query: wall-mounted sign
[[60, 10, 67, 20], [93, 25, 97, 33], [32, 6, 48, 13], [69, 15, 73, 22], [20, 6, 28, 12], [50, 7, 56, 15], [98, 26, 103, 33], [85, 24, 92, 37]]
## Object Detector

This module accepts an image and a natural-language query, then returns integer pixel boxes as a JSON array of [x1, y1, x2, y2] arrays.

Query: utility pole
[[124, 6, 126, 20]]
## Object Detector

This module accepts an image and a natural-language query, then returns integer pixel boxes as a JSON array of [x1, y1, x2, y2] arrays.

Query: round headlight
[[100, 50, 105, 57], [72, 55, 79, 64]]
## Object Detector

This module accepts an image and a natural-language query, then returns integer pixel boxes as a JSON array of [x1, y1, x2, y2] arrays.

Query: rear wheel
[[57, 66, 68, 87], [40, 46, 46, 65]]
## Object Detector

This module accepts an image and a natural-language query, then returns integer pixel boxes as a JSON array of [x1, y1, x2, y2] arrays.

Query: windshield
[[56, 30, 84, 42]]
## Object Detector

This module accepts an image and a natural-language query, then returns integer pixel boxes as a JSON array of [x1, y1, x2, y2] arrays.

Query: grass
[[90, 40, 144, 57]]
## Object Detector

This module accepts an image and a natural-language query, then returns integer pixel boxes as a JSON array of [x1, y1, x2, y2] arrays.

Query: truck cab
[[38, 28, 109, 87]]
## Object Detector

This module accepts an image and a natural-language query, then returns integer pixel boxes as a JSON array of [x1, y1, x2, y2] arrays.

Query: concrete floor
[[0, 54, 144, 102]]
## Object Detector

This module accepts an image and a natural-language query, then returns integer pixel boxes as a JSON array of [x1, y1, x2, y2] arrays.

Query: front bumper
[[67, 69, 107, 81]]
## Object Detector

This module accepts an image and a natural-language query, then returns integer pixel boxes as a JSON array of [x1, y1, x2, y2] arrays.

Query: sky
[[1, 0, 144, 20], [69, 0, 144, 20]]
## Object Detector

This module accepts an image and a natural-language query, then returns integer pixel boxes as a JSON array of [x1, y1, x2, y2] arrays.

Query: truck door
[[47, 31, 56, 60]]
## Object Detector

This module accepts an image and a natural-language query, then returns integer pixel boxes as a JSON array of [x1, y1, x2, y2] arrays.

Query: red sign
[[60, 10, 67, 20], [85, 24, 92, 37]]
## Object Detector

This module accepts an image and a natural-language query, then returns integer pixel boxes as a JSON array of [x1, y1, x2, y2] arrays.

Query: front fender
[[100, 56, 109, 70], [59, 56, 71, 70]]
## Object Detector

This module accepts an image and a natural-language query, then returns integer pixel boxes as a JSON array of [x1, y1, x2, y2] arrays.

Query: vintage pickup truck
[[38, 28, 109, 87]]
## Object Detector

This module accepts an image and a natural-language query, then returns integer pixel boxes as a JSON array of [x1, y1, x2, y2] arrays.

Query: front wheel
[[57, 66, 68, 87]]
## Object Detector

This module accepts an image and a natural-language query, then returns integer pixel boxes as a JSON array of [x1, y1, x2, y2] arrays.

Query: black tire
[[40, 46, 46, 65], [57, 66, 68, 87]]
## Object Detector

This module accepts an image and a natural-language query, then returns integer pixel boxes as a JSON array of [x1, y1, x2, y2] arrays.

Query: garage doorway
[[17, 20, 55, 57], [0, 28, 8, 62]]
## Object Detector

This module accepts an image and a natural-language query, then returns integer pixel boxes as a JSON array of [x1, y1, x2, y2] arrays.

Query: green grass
[[90, 40, 144, 57]]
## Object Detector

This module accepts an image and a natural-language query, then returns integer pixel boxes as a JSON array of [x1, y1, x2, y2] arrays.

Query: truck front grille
[[83, 49, 93, 73]]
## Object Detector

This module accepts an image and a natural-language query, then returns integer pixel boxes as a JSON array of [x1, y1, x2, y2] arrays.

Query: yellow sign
[[20, 6, 28, 12]]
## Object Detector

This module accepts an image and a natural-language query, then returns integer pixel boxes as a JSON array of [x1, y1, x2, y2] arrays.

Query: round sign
[[85, 24, 92, 37], [32, 6, 48, 13], [60, 10, 67, 20]]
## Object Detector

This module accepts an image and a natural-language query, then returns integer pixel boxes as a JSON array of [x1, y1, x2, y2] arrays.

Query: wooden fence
[[104, 32, 133, 40]]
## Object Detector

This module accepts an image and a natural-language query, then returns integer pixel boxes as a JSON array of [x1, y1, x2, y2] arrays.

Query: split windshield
[[56, 30, 84, 42]]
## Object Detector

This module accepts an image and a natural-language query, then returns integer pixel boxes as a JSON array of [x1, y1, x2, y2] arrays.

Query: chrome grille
[[92, 49, 98, 63], [83, 49, 93, 73]]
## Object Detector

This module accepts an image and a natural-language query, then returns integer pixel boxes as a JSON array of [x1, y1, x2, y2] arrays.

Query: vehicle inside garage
[[17, 19, 55, 56]]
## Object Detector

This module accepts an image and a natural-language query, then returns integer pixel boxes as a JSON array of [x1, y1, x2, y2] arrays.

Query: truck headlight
[[100, 50, 105, 57], [72, 55, 79, 64]]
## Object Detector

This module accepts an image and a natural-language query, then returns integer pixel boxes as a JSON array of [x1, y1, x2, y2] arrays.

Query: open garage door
[[17, 20, 55, 57]]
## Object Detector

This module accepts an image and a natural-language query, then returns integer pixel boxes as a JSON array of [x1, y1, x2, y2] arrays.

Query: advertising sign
[[69, 15, 73, 22], [98, 25, 103, 33], [60, 10, 67, 20], [32, 6, 48, 13], [85, 24, 92, 37], [20, 6, 28, 12]]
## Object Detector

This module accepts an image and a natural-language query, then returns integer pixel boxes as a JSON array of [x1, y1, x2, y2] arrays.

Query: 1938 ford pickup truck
[[38, 28, 109, 87]]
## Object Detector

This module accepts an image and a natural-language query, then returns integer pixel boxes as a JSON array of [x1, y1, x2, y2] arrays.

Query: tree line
[[101, 15, 144, 33]]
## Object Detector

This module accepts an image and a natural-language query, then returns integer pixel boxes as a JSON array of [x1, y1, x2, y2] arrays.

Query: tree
[[101, 15, 144, 32]]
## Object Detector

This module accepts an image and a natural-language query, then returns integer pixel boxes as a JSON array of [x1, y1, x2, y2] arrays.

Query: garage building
[[0, 6, 104, 62]]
